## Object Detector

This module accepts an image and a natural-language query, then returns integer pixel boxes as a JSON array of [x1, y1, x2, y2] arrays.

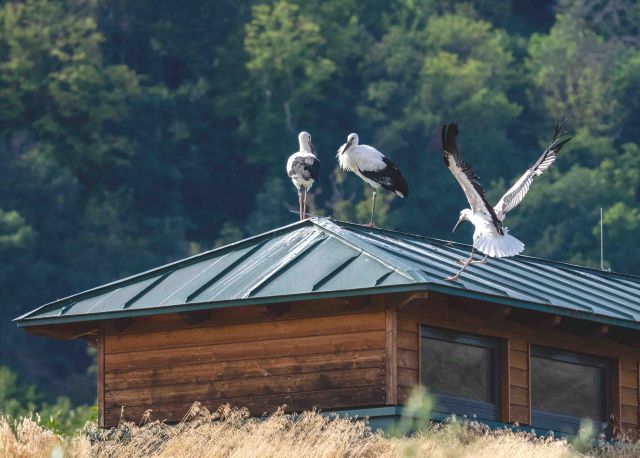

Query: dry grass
[[2, 403, 640, 458]]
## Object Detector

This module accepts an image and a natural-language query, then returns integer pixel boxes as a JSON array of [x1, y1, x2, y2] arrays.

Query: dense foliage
[[1, 0, 638, 411]]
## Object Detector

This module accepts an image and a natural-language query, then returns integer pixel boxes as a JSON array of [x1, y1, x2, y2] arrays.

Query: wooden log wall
[[101, 298, 388, 427], [395, 294, 640, 435]]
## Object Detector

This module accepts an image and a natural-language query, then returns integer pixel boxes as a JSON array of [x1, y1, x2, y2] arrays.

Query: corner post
[[385, 303, 398, 405], [97, 327, 105, 428]]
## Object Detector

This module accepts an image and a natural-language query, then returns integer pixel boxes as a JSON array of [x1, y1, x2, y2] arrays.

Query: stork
[[337, 133, 409, 227], [287, 131, 320, 220], [442, 121, 571, 281]]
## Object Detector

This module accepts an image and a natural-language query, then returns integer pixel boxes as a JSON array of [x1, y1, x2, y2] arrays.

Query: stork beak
[[452, 217, 463, 233], [338, 138, 353, 157]]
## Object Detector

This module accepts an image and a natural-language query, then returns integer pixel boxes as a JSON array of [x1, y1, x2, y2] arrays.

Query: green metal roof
[[15, 217, 640, 330]]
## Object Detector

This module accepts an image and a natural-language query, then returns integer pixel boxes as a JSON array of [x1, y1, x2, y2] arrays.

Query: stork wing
[[442, 123, 503, 235], [494, 120, 572, 220]]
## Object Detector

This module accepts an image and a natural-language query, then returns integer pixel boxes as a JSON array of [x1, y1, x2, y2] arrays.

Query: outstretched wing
[[442, 123, 503, 235], [494, 120, 571, 220]]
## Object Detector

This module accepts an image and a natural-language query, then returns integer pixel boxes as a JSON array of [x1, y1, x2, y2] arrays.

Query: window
[[420, 326, 501, 421], [531, 346, 610, 434]]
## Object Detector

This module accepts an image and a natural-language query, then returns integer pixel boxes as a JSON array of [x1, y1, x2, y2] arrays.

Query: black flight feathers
[[534, 119, 572, 169], [360, 156, 410, 198], [289, 155, 320, 183], [441, 123, 504, 235]]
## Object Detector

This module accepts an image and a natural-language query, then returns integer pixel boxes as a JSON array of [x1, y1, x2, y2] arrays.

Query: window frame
[[530, 345, 611, 434], [420, 326, 503, 421]]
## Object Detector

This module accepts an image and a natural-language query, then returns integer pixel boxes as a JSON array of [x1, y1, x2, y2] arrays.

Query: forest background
[[1, 0, 639, 427]]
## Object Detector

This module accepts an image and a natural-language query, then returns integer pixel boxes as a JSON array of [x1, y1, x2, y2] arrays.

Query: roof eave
[[15, 282, 640, 331]]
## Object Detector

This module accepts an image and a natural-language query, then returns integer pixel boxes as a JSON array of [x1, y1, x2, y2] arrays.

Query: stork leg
[[446, 248, 476, 282], [469, 253, 489, 265], [302, 187, 308, 220], [367, 190, 377, 227], [298, 189, 303, 221]]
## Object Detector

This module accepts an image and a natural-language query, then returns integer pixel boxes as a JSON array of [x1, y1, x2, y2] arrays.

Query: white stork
[[442, 121, 571, 281], [287, 131, 320, 220], [337, 133, 409, 227]]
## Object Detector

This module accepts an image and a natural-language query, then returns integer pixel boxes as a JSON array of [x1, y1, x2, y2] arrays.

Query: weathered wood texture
[[102, 299, 387, 426], [396, 294, 640, 432], [96, 330, 105, 428]]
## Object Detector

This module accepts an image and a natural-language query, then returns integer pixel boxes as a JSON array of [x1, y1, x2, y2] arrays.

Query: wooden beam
[[385, 306, 398, 405], [339, 295, 371, 311], [67, 329, 98, 340], [265, 302, 291, 318], [395, 291, 428, 308], [448, 302, 482, 317], [490, 305, 512, 319], [112, 317, 132, 332], [540, 315, 562, 328], [500, 339, 511, 423], [85, 334, 97, 347], [97, 330, 105, 428], [612, 359, 622, 438], [591, 324, 610, 339], [178, 309, 211, 325]]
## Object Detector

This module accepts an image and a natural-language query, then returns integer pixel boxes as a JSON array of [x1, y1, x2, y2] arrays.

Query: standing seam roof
[[14, 217, 640, 329]]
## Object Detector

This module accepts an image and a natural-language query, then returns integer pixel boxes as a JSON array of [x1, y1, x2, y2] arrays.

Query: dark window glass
[[420, 327, 501, 420], [531, 346, 610, 434]]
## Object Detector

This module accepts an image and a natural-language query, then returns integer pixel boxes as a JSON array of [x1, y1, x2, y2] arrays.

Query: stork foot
[[444, 274, 461, 282], [469, 255, 489, 265]]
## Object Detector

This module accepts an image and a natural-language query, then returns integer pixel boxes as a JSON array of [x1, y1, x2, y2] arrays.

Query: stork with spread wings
[[442, 120, 572, 281]]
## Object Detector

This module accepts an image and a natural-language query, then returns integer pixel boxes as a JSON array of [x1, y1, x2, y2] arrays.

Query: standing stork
[[287, 131, 320, 220], [337, 133, 409, 227], [442, 120, 571, 281]]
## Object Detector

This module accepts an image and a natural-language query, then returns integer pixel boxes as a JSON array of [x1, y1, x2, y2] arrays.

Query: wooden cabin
[[15, 217, 640, 435]]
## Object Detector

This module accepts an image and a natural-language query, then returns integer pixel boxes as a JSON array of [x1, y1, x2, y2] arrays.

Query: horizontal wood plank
[[510, 386, 528, 407], [106, 349, 385, 391], [397, 367, 418, 388], [106, 385, 387, 427], [106, 330, 385, 372], [622, 405, 638, 424], [107, 367, 385, 407], [621, 387, 639, 408], [510, 350, 528, 370], [622, 369, 639, 389], [398, 319, 418, 333], [106, 312, 384, 354], [621, 358, 638, 371], [510, 405, 529, 425], [397, 330, 418, 351], [397, 349, 419, 371], [510, 368, 528, 388], [105, 299, 386, 336]]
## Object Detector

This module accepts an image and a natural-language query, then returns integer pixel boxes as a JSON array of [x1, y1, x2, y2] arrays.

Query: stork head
[[452, 209, 472, 233], [337, 133, 359, 157], [298, 131, 316, 155]]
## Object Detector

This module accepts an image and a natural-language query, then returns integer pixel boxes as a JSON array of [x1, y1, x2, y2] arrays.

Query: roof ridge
[[309, 217, 426, 282]]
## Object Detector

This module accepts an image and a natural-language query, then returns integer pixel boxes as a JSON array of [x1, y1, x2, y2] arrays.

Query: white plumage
[[442, 121, 571, 281], [287, 132, 320, 220], [337, 133, 409, 226]]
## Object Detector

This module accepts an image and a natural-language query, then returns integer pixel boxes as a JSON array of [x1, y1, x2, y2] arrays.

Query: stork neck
[[299, 140, 313, 154]]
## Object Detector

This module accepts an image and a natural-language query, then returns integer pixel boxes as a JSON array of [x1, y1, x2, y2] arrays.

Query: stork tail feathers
[[394, 174, 409, 198], [474, 231, 524, 258]]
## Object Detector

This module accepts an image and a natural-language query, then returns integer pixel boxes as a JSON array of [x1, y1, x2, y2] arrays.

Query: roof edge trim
[[16, 282, 640, 331]]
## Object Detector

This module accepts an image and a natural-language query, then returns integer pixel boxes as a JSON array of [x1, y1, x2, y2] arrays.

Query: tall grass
[[2, 402, 640, 457]]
